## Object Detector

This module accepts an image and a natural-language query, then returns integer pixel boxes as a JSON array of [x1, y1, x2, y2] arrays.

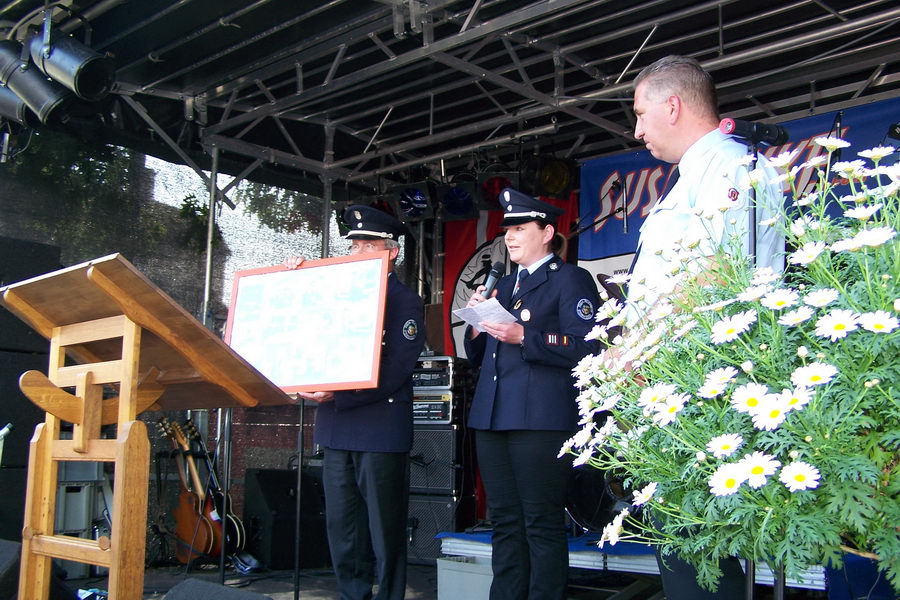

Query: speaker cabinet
[[410, 426, 458, 495], [163, 578, 273, 600], [0, 350, 50, 468], [0, 236, 60, 353], [0, 538, 77, 600], [406, 494, 479, 565], [0, 467, 26, 542], [242, 468, 329, 570]]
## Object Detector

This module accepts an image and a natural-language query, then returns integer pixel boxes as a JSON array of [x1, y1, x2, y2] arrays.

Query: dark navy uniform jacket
[[314, 273, 425, 453], [465, 255, 600, 432]]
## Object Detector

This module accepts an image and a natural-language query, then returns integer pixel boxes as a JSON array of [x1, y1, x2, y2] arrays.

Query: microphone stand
[[567, 207, 624, 240]]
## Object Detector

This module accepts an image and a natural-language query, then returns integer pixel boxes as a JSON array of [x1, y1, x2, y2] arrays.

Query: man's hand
[[297, 391, 334, 403], [283, 256, 306, 270], [480, 321, 525, 345]]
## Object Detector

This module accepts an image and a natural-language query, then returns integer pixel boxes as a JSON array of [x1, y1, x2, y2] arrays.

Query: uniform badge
[[576, 298, 594, 320], [354, 210, 362, 219], [549, 262, 559, 271], [402, 319, 418, 340], [513, 299, 523, 310], [520, 309, 531, 322]]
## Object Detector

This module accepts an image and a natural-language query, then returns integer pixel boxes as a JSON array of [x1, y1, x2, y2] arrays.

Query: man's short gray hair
[[634, 55, 719, 120], [384, 238, 400, 251]]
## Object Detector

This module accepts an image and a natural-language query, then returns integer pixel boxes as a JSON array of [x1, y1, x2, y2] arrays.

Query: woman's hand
[[283, 256, 306, 270], [480, 321, 525, 345], [296, 391, 334, 403]]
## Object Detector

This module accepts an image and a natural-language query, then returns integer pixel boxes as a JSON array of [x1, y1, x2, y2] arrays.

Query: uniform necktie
[[627, 166, 681, 276], [513, 269, 530, 297]]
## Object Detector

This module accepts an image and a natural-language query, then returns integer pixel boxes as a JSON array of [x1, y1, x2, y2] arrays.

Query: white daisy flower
[[572, 449, 593, 466], [778, 305, 814, 326], [814, 136, 850, 152], [708, 463, 746, 496], [790, 216, 819, 237], [740, 360, 754, 374], [736, 285, 770, 302], [761, 288, 799, 310], [693, 298, 738, 313], [597, 393, 622, 412], [800, 154, 828, 169], [788, 241, 828, 265], [779, 387, 812, 411], [858, 310, 899, 333], [710, 310, 757, 344], [795, 192, 819, 208], [751, 267, 780, 286], [599, 507, 630, 547], [759, 215, 780, 227], [838, 192, 869, 204], [831, 237, 864, 253], [779, 461, 821, 492], [804, 288, 839, 307], [791, 362, 838, 387], [750, 395, 791, 431], [652, 394, 689, 426], [606, 272, 631, 285], [894, 299, 900, 312], [706, 433, 743, 458], [831, 160, 867, 179], [671, 319, 699, 341], [854, 226, 896, 248], [730, 382, 770, 414], [815, 309, 860, 341], [632, 482, 658, 506], [705, 366, 739, 386], [738, 452, 781, 489], [858, 146, 895, 161], [770, 149, 800, 169], [844, 204, 882, 221], [698, 382, 727, 398], [771, 165, 801, 185], [595, 298, 623, 321], [637, 383, 676, 411]]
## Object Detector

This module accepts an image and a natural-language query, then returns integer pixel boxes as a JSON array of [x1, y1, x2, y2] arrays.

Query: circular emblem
[[402, 319, 418, 341], [520, 309, 531, 322], [576, 298, 594, 320], [513, 298, 523, 310]]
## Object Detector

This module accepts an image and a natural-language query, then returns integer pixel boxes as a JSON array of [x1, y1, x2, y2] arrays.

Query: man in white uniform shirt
[[626, 55, 784, 328], [626, 55, 785, 598]]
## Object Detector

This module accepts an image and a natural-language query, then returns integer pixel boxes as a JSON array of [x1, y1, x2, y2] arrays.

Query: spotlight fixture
[[0, 83, 40, 127], [391, 182, 434, 221], [477, 170, 519, 210], [28, 32, 113, 101], [0, 40, 71, 124], [437, 180, 479, 221], [519, 155, 577, 199]]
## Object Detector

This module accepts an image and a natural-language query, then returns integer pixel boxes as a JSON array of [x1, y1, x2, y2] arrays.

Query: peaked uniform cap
[[342, 204, 412, 240], [499, 187, 564, 226]]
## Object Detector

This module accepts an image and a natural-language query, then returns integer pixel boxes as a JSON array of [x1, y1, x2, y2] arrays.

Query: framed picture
[[224, 251, 390, 393]]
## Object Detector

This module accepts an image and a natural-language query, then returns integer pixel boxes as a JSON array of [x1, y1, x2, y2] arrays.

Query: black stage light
[[477, 171, 519, 210], [0, 40, 71, 124], [0, 84, 40, 127], [887, 123, 900, 142], [28, 32, 113, 101], [392, 182, 434, 221], [437, 180, 479, 220], [519, 155, 577, 199]]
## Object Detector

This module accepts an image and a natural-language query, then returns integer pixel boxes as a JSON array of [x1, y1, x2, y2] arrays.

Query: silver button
[[388, 398, 394, 403], [492, 352, 496, 358], [493, 375, 497, 381]]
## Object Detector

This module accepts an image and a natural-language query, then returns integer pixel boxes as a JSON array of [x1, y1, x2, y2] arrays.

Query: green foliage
[[235, 182, 324, 235], [178, 194, 221, 252], [567, 142, 900, 591]]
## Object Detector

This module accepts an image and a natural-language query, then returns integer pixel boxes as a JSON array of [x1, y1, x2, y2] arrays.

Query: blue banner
[[578, 96, 900, 262]]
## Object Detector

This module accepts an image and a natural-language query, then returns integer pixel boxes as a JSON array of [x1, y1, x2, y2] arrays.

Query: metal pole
[[201, 146, 218, 326], [745, 558, 755, 599]]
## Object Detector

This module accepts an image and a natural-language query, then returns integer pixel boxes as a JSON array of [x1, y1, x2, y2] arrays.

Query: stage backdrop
[[578, 96, 900, 282], [443, 195, 577, 358]]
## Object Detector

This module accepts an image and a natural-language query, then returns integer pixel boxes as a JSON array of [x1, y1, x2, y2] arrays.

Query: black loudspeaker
[[242, 467, 329, 570], [0, 350, 50, 468], [0, 467, 27, 542], [0, 236, 61, 353], [0, 538, 78, 600], [406, 495, 458, 564], [410, 426, 458, 495], [163, 577, 273, 599]]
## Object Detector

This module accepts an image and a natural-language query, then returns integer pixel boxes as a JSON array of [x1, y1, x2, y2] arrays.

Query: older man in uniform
[[296, 205, 425, 600]]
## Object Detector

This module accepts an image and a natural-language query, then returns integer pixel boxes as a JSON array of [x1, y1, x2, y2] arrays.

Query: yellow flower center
[[747, 397, 759, 407], [726, 327, 736, 335], [835, 324, 846, 331], [721, 444, 731, 450], [751, 466, 764, 475], [874, 323, 884, 330], [769, 409, 781, 418], [810, 375, 822, 382], [794, 474, 806, 482], [725, 478, 737, 488]]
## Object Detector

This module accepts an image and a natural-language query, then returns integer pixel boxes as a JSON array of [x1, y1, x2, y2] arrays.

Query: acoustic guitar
[[157, 418, 216, 563], [182, 419, 246, 554]]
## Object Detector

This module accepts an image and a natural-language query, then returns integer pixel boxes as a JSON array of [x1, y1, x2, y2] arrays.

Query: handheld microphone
[[719, 118, 789, 146], [482, 261, 504, 297]]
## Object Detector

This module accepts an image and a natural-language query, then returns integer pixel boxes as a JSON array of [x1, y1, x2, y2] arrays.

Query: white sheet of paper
[[452, 297, 517, 332]]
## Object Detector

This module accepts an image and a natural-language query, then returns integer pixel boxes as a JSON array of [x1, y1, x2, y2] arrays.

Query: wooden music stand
[[0, 253, 291, 600]]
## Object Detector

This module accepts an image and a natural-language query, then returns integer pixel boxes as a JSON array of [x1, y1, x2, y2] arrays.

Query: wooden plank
[[18, 421, 58, 600], [118, 318, 141, 423], [55, 315, 127, 346], [155, 367, 203, 385], [54, 361, 124, 387], [1, 289, 54, 339], [74, 371, 102, 453], [108, 420, 150, 599], [29, 534, 112, 567], [52, 439, 117, 461]]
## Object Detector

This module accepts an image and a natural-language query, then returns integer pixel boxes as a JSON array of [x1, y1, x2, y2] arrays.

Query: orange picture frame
[[224, 251, 390, 393]]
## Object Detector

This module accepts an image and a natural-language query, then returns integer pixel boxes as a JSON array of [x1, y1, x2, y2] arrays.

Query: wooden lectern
[[0, 254, 291, 600]]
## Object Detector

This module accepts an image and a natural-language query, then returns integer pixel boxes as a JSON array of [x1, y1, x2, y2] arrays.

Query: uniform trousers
[[322, 448, 410, 600], [476, 429, 572, 600]]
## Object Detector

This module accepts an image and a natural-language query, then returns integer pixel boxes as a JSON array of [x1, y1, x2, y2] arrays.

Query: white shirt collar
[[517, 253, 554, 277]]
